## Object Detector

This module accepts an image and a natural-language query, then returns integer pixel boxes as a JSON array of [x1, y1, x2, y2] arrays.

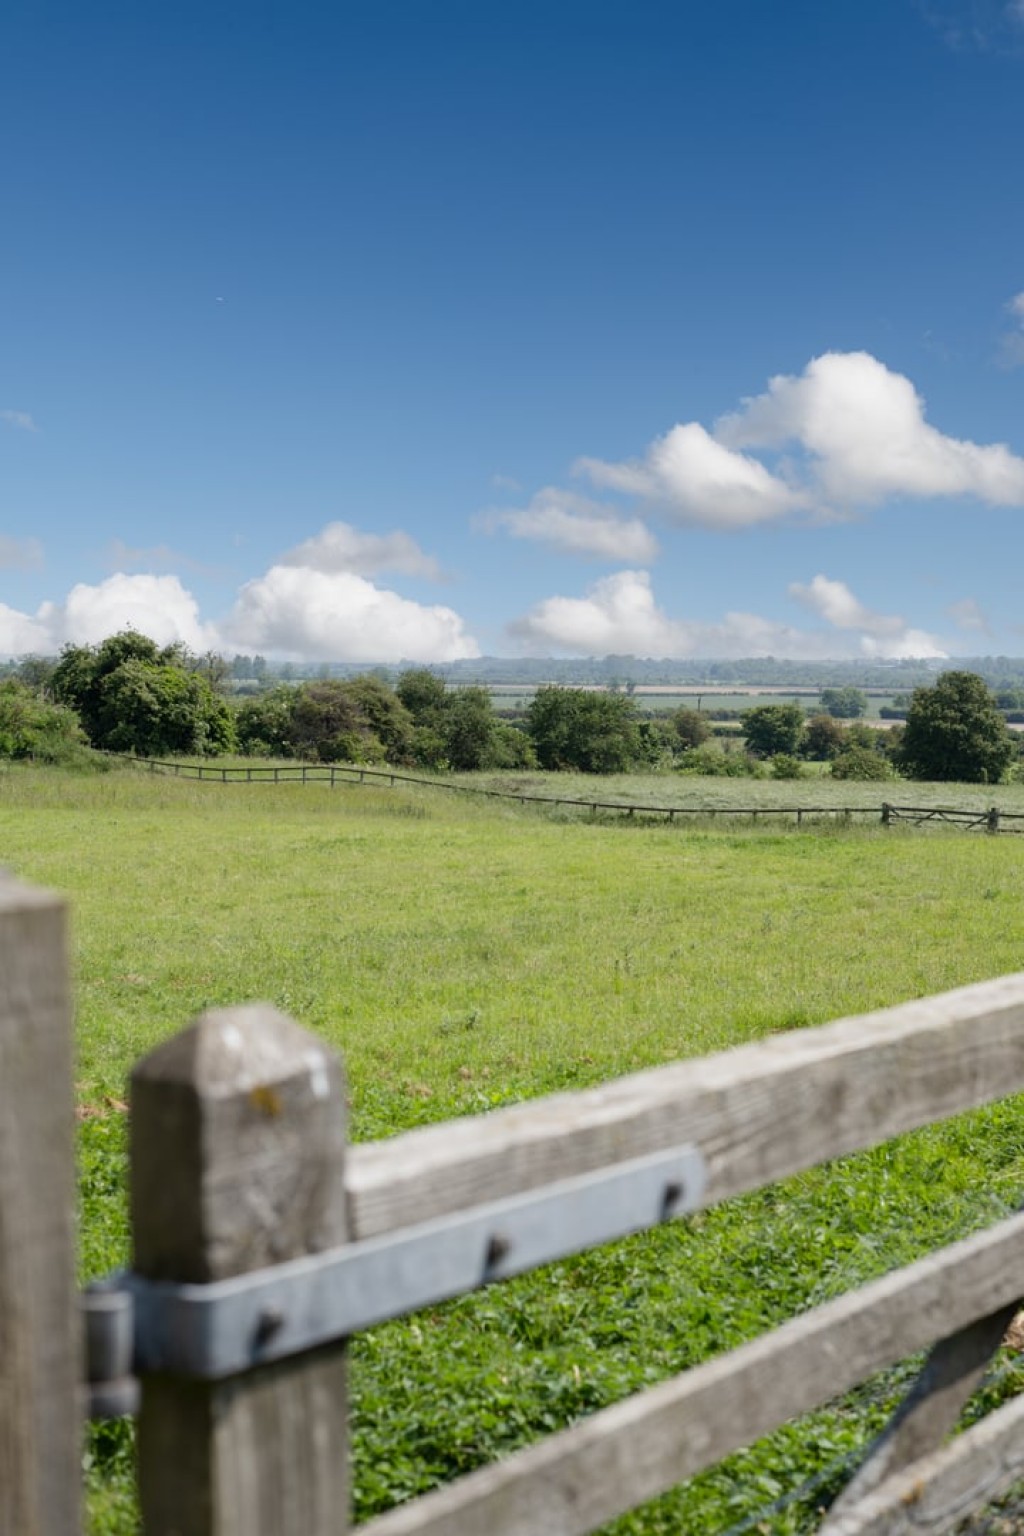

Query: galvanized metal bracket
[[83, 1141, 706, 1413]]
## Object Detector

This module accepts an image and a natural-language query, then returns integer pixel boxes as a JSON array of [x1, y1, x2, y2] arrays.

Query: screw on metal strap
[[83, 1142, 706, 1411]]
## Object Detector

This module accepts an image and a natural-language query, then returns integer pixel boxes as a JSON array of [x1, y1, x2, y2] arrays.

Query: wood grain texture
[[821, 1392, 1024, 1535], [347, 973, 1024, 1240], [358, 1211, 1024, 1536], [0, 876, 80, 1536], [821, 1302, 1020, 1527], [132, 1004, 350, 1536]]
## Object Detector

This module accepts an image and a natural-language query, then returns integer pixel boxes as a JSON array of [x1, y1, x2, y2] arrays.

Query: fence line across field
[[126, 754, 1024, 832], [7, 869, 1024, 1533]]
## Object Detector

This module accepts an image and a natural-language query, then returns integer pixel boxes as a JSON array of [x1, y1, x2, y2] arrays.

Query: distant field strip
[[124, 757, 1024, 832]]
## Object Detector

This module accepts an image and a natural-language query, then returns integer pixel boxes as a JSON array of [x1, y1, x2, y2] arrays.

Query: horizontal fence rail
[[69, 970, 1024, 1536], [124, 756, 1024, 833]]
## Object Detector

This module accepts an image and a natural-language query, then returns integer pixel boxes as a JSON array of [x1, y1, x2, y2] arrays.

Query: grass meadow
[[3, 762, 1024, 1532]]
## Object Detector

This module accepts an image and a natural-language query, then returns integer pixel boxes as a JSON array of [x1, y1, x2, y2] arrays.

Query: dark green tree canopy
[[820, 686, 868, 719], [898, 671, 1013, 784], [51, 633, 234, 756], [802, 713, 846, 761], [671, 706, 711, 751], [740, 703, 805, 758], [527, 687, 643, 773]]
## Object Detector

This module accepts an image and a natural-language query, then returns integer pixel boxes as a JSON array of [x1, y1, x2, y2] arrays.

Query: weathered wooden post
[[0, 875, 80, 1536], [988, 805, 1000, 834], [131, 1004, 350, 1536]]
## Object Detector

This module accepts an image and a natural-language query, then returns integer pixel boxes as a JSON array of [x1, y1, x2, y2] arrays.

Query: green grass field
[[3, 762, 1024, 1533]]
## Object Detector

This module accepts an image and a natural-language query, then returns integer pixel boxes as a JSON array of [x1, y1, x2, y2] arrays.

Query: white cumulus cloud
[[0, 574, 215, 657], [479, 487, 659, 562], [223, 566, 479, 662], [788, 574, 946, 658], [509, 570, 690, 655], [717, 351, 1024, 505], [576, 421, 807, 529], [509, 570, 947, 660], [54, 574, 214, 650], [279, 521, 443, 580]]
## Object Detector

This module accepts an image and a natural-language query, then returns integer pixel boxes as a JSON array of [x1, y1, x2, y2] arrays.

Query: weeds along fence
[[8, 870, 1024, 1534], [127, 755, 1024, 833]]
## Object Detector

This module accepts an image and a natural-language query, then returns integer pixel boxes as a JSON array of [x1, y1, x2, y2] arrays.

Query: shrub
[[831, 746, 894, 781], [676, 746, 764, 777], [770, 753, 806, 779]]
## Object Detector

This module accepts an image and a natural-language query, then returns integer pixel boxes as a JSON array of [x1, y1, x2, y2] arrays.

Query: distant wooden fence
[[7, 872, 1024, 1533], [128, 755, 1024, 833]]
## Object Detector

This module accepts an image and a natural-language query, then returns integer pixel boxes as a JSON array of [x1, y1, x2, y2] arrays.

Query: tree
[[527, 687, 643, 773], [441, 687, 500, 770], [51, 633, 234, 756], [0, 680, 90, 764], [288, 680, 382, 763], [897, 671, 1013, 783], [338, 676, 414, 763], [740, 703, 805, 758], [802, 714, 846, 761], [671, 706, 711, 751], [396, 669, 448, 722], [820, 686, 868, 719], [235, 687, 297, 756]]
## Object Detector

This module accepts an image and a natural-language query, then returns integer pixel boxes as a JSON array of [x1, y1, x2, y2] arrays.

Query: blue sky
[[3, 0, 1024, 662]]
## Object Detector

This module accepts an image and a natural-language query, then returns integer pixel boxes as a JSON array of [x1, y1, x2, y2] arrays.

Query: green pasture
[[483, 686, 904, 718], [2, 764, 1024, 1533]]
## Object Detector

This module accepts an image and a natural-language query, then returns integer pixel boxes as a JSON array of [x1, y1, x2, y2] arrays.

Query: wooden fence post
[[131, 1004, 350, 1536], [0, 875, 80, 1536]]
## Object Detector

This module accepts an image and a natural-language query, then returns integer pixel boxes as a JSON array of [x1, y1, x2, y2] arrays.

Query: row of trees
[[5, 635, 1020, 784], [738, 672, 1015, 784]]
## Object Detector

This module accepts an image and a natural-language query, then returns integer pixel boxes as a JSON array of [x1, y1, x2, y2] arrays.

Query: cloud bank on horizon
[[3, 350, 1022, 663]]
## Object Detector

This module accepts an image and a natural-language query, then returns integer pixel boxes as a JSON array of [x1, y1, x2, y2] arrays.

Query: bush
[[831, 746, 894, 781], [676, 746, 764, 778], [770, 753, 806, 779], [0, 681, 100, 768]]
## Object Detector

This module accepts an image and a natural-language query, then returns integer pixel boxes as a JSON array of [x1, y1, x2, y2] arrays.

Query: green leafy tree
[[235, 687, 297, 756], [0, 680, 92, 765], [397, 671, 515, 770], [51, 633, 234, 756], [441, 688, 500, 771], [671, 706, 711, 751], [527, 687, 643, 773], [339, 676, 414, 764], [820, 686, 868, 719], [802, 714, 846, 760], [396, 669, 448, 723], [288, 681, 383, 763], [740, 703, 805, 758], [897, 671, 1014, 783]]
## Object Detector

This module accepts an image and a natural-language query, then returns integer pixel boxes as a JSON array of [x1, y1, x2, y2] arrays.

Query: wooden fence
[[129, 755, 1024, 833], [6, 870, 1024, 1533]]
